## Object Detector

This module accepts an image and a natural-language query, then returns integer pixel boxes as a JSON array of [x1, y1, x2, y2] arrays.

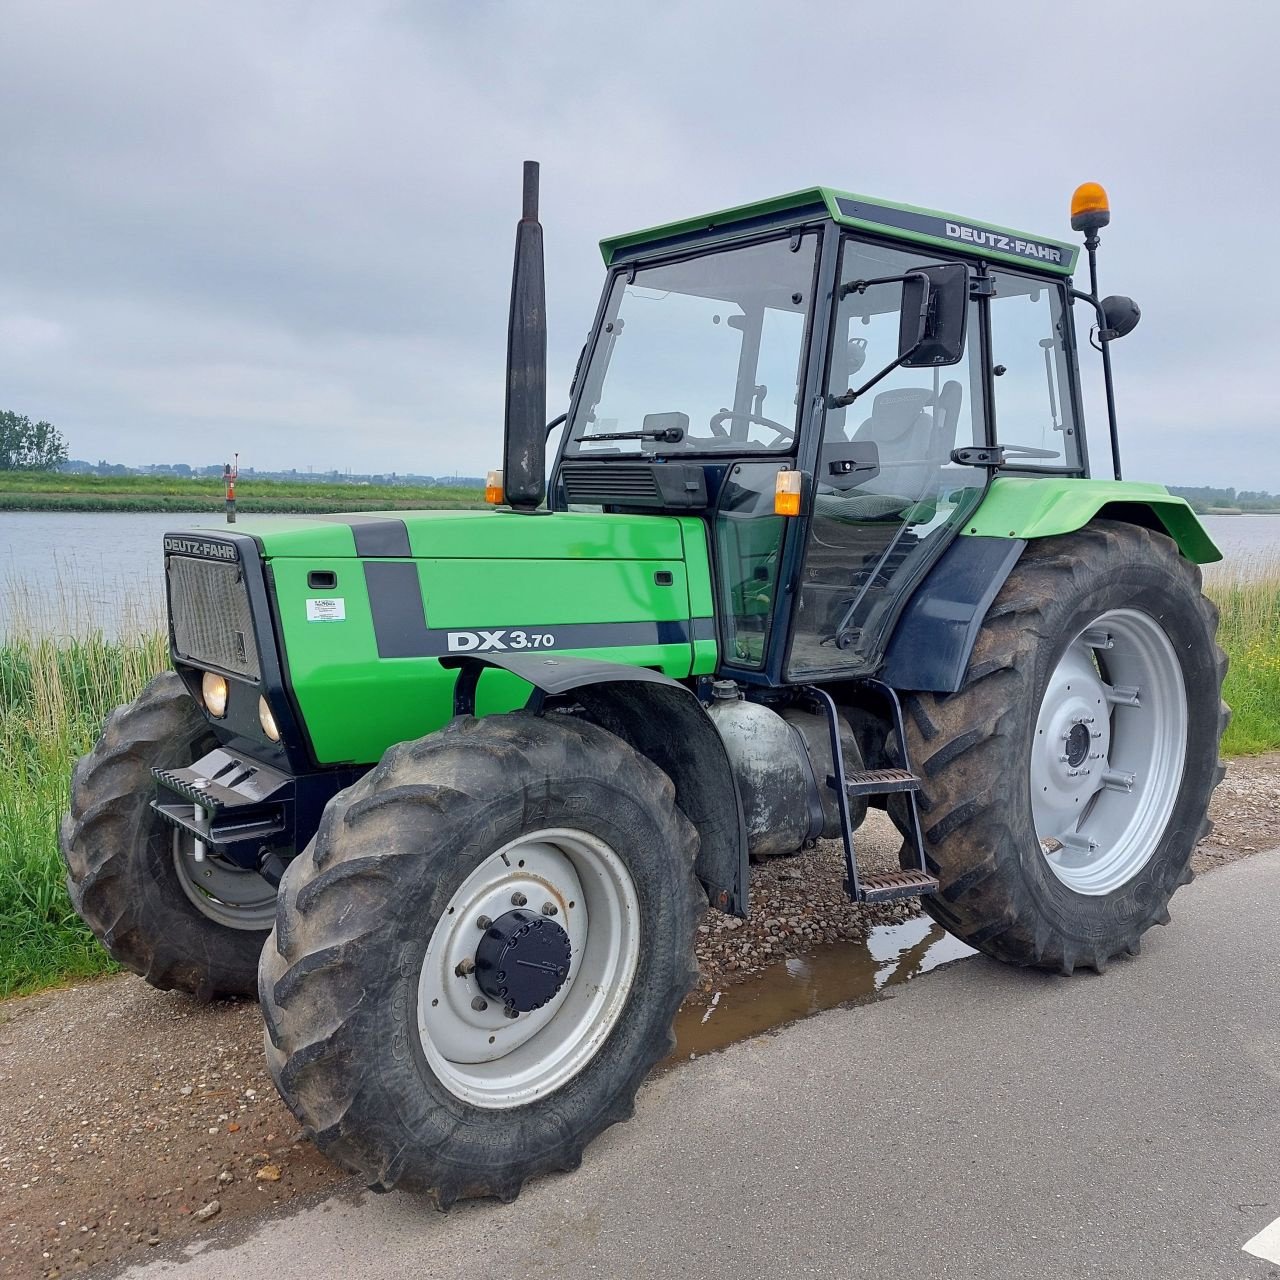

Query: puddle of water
[[666, 915, 975, 1064]]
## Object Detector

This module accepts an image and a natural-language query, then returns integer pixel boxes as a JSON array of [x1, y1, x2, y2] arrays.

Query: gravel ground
[[2, 753, 1277, 1279]]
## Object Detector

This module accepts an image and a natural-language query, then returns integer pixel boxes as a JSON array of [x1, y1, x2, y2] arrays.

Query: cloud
[[0, 0, 1276, 486]]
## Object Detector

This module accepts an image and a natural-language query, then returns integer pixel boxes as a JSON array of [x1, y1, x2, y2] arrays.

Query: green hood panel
[[965, 477, 1222, 564], [235, 510, 715, 765]]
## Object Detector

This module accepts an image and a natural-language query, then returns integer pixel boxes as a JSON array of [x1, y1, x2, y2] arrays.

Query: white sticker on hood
[[306, 598, 346, 622]]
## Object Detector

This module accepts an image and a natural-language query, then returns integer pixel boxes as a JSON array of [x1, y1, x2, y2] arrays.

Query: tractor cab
[[553, 189, 1085, 683]]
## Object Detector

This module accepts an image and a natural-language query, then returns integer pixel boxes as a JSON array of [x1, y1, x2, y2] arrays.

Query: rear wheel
[[260, 712, 703, 1205], [896, 521, 1227, 973], [60, 672, 276, 998]]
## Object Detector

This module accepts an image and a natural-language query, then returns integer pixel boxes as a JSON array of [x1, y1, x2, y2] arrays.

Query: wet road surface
[[121, 852, 1280, 1280]]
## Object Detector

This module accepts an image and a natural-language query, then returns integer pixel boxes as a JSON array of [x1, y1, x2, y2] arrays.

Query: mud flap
[[442, 653, 750, 915]]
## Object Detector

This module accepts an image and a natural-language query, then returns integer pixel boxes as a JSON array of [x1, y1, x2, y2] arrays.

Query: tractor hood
[[164, 510, 716, 766]]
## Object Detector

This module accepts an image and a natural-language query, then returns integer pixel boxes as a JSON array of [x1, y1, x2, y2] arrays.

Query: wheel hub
[[475, 909, 572, 1013], [1063, 721, 1091, 768]]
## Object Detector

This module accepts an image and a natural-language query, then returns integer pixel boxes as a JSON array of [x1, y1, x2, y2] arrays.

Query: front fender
[[442, 653, 749, 915]]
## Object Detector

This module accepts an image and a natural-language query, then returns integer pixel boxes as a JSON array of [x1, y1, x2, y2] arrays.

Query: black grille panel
[[168, 556, 261, 679], [560, 461, 707, 509], [562, 463, 661, 505]]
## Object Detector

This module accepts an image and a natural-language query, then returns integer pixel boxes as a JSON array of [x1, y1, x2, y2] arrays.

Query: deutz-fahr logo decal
[[943, 222, 1064, 264], [833, 196, 1072, 271], [163, 536, 238, 561]]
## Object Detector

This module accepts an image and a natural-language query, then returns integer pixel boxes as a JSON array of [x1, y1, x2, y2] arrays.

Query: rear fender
[[883, 485, 1221, 694], [442, 654, 749, 915]]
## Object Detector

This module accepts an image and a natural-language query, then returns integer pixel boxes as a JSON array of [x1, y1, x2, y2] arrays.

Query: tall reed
[[0, 622, 167, 995], [1206, 552, 1280, 756]]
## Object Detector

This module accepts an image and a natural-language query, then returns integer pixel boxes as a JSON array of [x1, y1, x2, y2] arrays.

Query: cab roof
[[599, 187, 1079, 277]]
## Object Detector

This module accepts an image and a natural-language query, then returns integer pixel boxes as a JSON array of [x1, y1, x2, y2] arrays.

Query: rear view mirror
[[829, 262, 969, 412], [900, 263, 968, 368]]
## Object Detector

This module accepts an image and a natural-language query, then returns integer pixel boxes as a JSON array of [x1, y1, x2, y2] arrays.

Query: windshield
[[564, 232, 818, 456]]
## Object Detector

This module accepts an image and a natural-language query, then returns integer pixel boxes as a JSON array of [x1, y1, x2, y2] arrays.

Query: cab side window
[[987, 270, 1080, 468]]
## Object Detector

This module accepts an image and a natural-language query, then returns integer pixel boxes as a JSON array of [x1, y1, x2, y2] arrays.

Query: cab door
[[787, 237, 989, 679]]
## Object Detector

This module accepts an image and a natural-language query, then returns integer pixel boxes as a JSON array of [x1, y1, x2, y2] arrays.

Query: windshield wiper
[[577, 425, 685, 444]]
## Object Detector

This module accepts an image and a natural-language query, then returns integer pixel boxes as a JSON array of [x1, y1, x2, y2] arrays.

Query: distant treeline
[[60, 459, 485, 488], [1167, 486, 1280, 514]]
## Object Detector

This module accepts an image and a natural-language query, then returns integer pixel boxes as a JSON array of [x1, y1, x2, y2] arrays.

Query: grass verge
[[2, 563, 1276, 998], [1211, 562, 1280, 755], [1, 630, 167, 996], [0, 472, 485, 513]]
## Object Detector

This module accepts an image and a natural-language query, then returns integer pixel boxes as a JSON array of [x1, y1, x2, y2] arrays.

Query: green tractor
[[63, 166, 1227, 1205]]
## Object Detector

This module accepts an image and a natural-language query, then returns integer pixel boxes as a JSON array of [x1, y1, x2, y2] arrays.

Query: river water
[[1, 509, 1277, 638]]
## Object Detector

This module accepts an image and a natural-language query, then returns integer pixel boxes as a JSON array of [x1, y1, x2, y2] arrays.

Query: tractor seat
[[817, 381, 963, 523]]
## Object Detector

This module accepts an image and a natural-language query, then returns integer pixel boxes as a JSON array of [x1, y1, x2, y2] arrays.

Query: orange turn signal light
[[1070, 182, 1110, 232], [485, 469, 505, 505], [774, 470, 802, 517]]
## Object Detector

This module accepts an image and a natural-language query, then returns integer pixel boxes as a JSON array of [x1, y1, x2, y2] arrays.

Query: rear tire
[[260, 712, 703, 1205], [896, 521, 1227, 974], [60, 672, 276, 998]]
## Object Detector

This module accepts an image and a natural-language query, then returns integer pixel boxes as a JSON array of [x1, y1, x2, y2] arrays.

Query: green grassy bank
[[2, 569, 1277, 998], [0, 472, 484, 513]]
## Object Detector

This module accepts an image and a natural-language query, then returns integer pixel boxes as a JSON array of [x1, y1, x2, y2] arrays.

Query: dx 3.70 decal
[[446, 629, 557, 652]]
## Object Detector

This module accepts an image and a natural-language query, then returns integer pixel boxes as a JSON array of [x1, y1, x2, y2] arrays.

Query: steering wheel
[[709, 408, 795, 444]]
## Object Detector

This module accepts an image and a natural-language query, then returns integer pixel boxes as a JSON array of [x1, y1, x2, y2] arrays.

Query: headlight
[[201, 671, 228, 718], [258, 695, 281, 742]]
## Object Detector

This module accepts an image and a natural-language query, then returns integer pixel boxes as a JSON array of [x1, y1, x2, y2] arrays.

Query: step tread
[[843, 767, 921, 796], [857, 869, 940, 903]]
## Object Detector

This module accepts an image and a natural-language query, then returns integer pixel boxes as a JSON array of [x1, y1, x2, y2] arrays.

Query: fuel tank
[[705, 681, 864, 859]]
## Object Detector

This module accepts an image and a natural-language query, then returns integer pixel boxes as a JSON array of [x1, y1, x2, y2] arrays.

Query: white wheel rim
[[417, 827, 641, 1110], [1031, 608, 1188, 896]]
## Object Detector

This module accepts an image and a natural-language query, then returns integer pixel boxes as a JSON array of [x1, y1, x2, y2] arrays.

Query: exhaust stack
[[502, 160, 547, 511]]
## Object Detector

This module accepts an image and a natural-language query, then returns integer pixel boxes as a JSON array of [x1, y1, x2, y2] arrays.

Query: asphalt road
[[121, 853, 1280, 1280]]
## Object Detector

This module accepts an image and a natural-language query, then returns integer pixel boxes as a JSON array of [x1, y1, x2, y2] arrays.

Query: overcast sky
[[1, 0, 1276, 488]]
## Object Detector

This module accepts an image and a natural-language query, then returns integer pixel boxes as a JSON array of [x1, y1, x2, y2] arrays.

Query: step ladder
[[800, 682, 938, 905]]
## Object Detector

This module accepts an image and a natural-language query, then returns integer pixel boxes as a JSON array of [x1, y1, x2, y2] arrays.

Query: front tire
[[260, 712, 703, 1205], [898, 521, 1228, 974], [60, 672, 277, 998]]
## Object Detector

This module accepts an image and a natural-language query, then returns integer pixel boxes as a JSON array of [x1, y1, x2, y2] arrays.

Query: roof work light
[[1070, 182, 1110, 234]]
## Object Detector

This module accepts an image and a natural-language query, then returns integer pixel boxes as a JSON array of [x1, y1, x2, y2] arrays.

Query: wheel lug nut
[[503, 1006, 519, 1020], [510, 892, 527, 907], [541, 902, 558, 917], [454, 957, 475, 977], [476, 915, 492, 930], [471, 996, 488, 1012]]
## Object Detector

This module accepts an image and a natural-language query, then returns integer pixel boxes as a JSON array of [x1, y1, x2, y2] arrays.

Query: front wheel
[[897, 521, 1228, 974], [260, 712, 704, 1205], [60, 672, 277, 998]]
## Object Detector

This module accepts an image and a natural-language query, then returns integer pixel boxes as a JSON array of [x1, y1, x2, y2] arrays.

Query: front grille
[[168, 556, 261, 679]]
